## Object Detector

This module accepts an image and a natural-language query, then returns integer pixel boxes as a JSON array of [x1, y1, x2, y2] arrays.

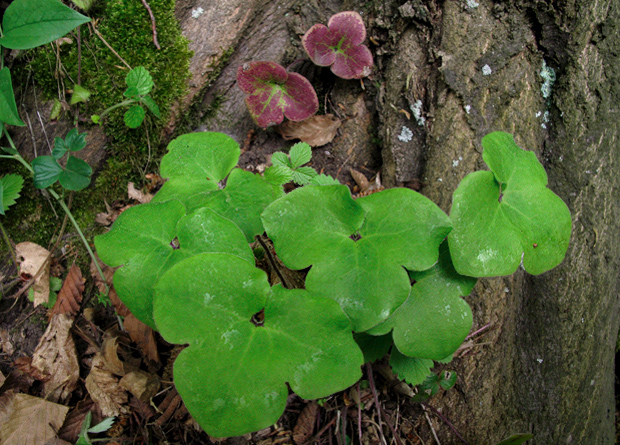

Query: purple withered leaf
[[302, 11, 373, 80], [237, 61, 319, 128]]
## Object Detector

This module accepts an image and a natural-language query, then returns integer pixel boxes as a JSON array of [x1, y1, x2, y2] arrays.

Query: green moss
[[0, 0, 192, 263]]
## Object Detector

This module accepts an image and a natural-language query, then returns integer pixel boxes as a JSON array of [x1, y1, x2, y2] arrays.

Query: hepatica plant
[[95, 130, 571, 437], [302, 11, 373, 79]]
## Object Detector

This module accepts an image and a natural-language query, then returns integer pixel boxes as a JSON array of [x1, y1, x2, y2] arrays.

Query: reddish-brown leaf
[[124, 314, 160, 364], [293, 401, 319, 444], [276, 114, 342, 147], [49, 264, 84, 318], [58, 398, 102, 443]]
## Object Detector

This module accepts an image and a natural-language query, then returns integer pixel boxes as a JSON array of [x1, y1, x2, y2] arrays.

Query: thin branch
[[140, 0, 161, 49], [424, 409, 441, 445], [91, 25, 132, 70], [366, 363, 404, 445], [421, 403, 468, 444], [256, 235, 290, 288]]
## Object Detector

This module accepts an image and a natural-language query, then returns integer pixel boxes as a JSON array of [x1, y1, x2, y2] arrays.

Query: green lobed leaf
[[124, 105, 145, 128], [353, 332, 393, 364], [289, 142, 312, 168], [159, 132, 240, 183], [153, 253, 363, 437], [125, 66, 154, 96], [58, 156, 92, 191], [95, 202, 254, 328], [201, 169, 283, 242], [0, 67, 25, 126], [389, 349, 434, 386], [448, 132, 571, 277], [263, 186, 451, 332], [32, 156, 63, 189], [0, 0, 90, 49], [0, 174, 24, 215], [367, 241, 475, 360], [70, 84, 91, 105]]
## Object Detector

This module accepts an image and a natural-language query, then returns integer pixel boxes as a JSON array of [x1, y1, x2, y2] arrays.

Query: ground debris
[[48, 263, 85, 318], [85, 353, 129, 417]]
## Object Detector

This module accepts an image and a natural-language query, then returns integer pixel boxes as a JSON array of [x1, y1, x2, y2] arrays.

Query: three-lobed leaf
[[95, 201, 254, 328], [302, 11, 373, 79], [52, 128, 86, 159], [237, 61, 319, 128], [153, 252, 363, 437], [262, 185, 452, 332], [448, 132, 571, 277], [0, 0, 90, 49]]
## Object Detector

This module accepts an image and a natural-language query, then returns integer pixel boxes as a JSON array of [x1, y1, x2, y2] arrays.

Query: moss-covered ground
[[0, 0, 192, 273]]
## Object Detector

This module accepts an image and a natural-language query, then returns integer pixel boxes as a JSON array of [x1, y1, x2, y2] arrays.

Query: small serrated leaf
[[310, 174, 340, 186], [271, 151, 291, 168], [264, 165, 293, 186], [291, 166, 318, 185], [0, 174, 24, 215], [389, 348, 434, 386], [123, 86, 140, 98], [124, 105, 146, 128], [125, 67, 154, 95], [289, 142, 312, 168], [87, 416, 115, 434]]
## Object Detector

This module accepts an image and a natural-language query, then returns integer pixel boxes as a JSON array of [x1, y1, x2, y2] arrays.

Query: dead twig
[[90, 23, 132, 70], [365, 363, 404, 445], [139, 0, 161, 49], [424, 408, 441, 445], [422, 402, 468, 444]]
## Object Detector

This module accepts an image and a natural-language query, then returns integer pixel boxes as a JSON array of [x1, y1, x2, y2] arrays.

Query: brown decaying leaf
[[49, 263, 84, 318], [124, 313, 160, 363], [127, 182, 153, 204], [349, 168, 370, 190], [85, 353, 129, 417], [13, 356, 49, 381], [275, 114, 342, 147], [16, 242, 51, 306], [101, 336, 139, 377], [0, 393, 69, 445], [293, 401, 319, 444], [95, 200, 130, 226], [119, 370, 160, 402], [30, 313, 80, 403], [58, 398, 101, 443]]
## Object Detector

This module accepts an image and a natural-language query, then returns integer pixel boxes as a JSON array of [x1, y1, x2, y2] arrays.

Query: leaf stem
[[0, 220, 17, 268], [98, 99, 136, 118], [47, 188, 109, 294]]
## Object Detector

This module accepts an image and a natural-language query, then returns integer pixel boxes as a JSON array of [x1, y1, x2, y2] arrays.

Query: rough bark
[[171, 0, 620, 442]]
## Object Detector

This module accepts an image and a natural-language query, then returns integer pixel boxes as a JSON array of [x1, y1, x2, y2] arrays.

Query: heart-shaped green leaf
[[0, 67, 25, 126], [262, 186, 451, 332], [95, 202, 254, 328], [58, 156, 92, 191], [125, 66, 154, 96], [32, 156, 63, 189], [236, 61, 319, 128], [153, 253, 363, 437], [0, 174, 24, 215], [448, 132, 571, 277], [368, 242, 475, 360], [0, 0, 90, 50]]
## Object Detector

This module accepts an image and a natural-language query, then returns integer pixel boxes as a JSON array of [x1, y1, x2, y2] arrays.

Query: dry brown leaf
[[0, 370, 5, 386], [85, 353, 129, 417], [124, 313, 160, 363], [0, 393, 69, 445], [16, 242, 51, 306], [128, 182, 153, 204], [95, 200, 129, 226], [31, 313, 80, 403], [49, 263, 84, 318], [349, 168, 370, 191], [119, 370, 160, 402], [275, 114, 342, 147], [13, 356, 49, 381], [101, 336, 140, 376], [293, 401, 318, 444]]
